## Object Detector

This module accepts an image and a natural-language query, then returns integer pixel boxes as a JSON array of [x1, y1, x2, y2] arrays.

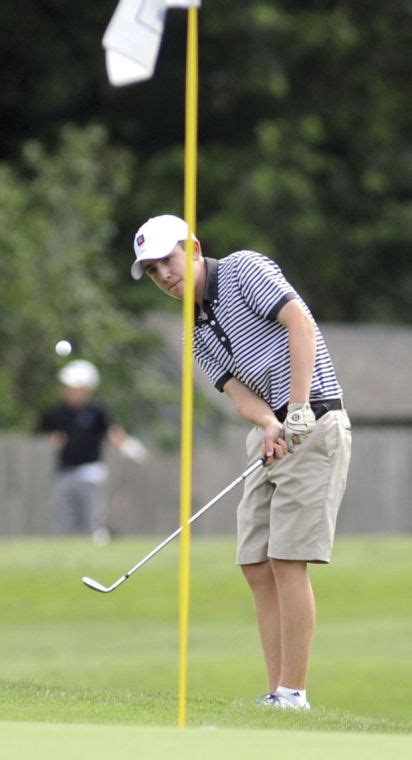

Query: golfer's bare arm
[[107, 425, 128, 448], [223, 380, 285, 462], [223, 299, 316, 463], [277, 299, 316, 404]]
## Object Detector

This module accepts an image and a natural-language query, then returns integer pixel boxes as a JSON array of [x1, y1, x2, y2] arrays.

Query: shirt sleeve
[[236, 251, 297, 320]]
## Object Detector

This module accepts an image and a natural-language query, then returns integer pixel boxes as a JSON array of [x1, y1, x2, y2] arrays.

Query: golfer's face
[[142, 243, 190, 300]]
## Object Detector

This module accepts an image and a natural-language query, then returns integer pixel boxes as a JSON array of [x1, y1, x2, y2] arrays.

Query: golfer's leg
[[242, 561, 281, 693], [270, 559, 315, 690], [84, 481, 106, 534], [54, 472, 77, 534]]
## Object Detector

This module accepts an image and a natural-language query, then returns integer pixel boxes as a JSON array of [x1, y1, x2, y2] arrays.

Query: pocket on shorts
[[320, 412, 351, 459], [342, 410, 352, 430], [246, 426, 260, 460]]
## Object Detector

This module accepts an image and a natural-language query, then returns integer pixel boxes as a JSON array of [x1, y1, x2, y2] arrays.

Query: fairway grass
[[1, 722, 412, 760], [0, 536, 411, 735]]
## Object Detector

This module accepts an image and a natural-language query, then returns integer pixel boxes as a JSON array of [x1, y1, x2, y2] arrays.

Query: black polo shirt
[[38, 400, 112, 469]]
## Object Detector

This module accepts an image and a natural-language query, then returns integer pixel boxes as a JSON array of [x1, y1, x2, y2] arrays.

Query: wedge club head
[[82, 576, 122, 593]]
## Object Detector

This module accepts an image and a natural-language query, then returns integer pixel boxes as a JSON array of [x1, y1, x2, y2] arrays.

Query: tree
[[0, 124, 222, 441], [127, 0, 412, 322], [0, 0, 410, 329], [0, 125, 159, 430]]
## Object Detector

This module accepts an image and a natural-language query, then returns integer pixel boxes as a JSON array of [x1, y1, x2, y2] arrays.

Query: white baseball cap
[[58, 360, 100, 390], [131, 214, 196, 280]]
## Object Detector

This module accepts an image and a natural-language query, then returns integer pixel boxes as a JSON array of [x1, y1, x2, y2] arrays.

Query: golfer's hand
[[283, 403, 316, 453], [261, 420, 287, 466], [49, 431, 67, 449], [119, 436, 148, 464]]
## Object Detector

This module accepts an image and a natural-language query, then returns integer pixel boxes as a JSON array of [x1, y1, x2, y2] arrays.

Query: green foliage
[[113, 0, 411, 323], [0, 0, 410, 433], [147, 1, 411, 322], [0, 125, 173, 433]]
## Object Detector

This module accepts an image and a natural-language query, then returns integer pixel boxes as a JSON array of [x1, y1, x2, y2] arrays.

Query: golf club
[[82, 456, 265, 593]]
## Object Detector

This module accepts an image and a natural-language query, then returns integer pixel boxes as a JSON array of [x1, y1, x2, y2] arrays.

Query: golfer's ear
[[193, 239, 202, 258]]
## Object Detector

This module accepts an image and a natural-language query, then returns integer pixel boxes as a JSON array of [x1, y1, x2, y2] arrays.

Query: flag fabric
[[103, 0, 166, 85], [166, 1, 200, 6], [103, 0, 201, 86]]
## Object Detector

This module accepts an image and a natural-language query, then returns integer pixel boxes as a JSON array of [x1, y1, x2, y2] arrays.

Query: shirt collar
[[202, 257, 219, 303]]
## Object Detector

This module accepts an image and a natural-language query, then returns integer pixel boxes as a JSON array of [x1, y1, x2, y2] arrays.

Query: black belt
[[275, 398, 343, 424]]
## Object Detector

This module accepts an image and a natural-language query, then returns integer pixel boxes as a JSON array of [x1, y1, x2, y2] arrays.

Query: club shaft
[[121, 457, 264, 581], [82, 457, 265, 592]]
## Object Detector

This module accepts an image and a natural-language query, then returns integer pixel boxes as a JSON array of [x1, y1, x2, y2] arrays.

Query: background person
[[130, 214, 352, 710], [37, 359, 147, 542]]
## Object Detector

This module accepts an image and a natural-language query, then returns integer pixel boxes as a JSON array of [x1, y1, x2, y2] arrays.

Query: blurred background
[[0, 0, 410, 537]]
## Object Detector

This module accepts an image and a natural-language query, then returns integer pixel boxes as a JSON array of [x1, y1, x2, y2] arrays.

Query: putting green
[[1, 722, 410, 760]]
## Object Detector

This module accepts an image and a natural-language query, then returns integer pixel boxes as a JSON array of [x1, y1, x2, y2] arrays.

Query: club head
[[82, 576, 111, 593]]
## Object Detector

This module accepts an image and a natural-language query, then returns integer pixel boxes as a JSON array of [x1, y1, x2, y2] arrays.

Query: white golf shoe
[[256, 692, 311, 710]]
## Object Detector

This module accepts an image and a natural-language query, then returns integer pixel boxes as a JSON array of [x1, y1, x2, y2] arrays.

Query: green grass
[[0, 536, 411, 738], [1, 722, 412, 760]]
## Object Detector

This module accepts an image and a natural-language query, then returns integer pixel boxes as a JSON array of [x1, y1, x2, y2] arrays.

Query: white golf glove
[[119, 436, 148, 464], [283, 403, 316, 453]]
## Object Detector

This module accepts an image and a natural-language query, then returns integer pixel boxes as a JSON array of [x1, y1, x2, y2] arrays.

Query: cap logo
[[136, 234, 145, 246]]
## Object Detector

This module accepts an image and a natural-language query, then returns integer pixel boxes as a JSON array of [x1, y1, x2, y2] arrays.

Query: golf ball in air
[[55, 340, 72, 357]]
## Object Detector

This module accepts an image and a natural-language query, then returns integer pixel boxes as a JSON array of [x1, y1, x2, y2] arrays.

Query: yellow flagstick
[[178, 6, 198, 729]]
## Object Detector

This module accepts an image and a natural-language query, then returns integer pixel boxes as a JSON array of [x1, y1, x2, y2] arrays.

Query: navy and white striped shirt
[[193, 251, 342, 413]]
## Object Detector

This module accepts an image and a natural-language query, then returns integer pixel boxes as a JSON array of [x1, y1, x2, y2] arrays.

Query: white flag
[[103, 0, 201, 86], [103, 0, 167, 86], [166, 1, 201, 6]]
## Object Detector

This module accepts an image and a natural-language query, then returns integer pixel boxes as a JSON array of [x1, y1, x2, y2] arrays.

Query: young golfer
[[38, 360, 147, 541], [131, 214, 351, 710]]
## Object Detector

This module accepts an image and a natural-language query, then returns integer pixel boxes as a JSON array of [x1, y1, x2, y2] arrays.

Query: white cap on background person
[[131, 214, 197, 280], [58, 360, 100, 390]]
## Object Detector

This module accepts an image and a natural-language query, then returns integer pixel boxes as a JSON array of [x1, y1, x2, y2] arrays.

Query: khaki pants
[[237, 410, 352, 564], [54, 466, 108, 535]]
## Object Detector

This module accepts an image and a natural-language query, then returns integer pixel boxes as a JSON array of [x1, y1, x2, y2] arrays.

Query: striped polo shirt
[[193, 251, 342, 413]]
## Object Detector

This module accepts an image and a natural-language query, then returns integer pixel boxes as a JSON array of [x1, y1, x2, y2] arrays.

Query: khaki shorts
[[236, 410, 352, 565]]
